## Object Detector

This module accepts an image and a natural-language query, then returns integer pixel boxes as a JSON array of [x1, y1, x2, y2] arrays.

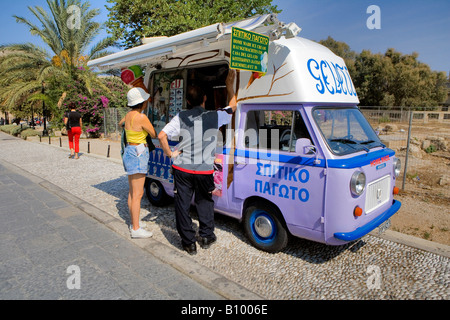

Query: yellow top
[[125, 113, 148, 144]]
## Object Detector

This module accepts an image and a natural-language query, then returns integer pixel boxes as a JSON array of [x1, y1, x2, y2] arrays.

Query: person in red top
[[64, 104, 83, 159]]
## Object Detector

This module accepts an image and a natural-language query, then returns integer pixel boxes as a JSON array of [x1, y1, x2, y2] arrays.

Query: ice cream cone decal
[[121, 65, 151, 102]]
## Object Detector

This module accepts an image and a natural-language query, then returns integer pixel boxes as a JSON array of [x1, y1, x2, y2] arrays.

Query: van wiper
[[329, 138, 357, 144], [330, 138, 370, 152], [361, 140, 386, 148]]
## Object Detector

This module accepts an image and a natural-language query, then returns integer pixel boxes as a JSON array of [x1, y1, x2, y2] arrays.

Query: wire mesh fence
[[360, 106, 449, 196], [102, 107, 128, 141]]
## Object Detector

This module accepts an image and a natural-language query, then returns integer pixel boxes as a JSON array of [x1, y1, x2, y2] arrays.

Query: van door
[[233, 105, 326, 240]]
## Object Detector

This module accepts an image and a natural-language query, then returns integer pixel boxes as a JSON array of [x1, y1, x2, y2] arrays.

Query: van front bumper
[[334, 200, 401, 242]]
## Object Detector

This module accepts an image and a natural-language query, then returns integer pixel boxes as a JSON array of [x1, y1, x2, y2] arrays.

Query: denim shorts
[[122, 145, 149, 175]]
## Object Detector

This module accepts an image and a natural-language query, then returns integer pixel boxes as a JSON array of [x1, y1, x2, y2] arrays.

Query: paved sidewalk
[[0, 159, 224, 300], [27, 134, 123, 162]]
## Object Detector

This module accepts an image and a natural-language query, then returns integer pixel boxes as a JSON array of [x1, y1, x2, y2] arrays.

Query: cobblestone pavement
[[1, 133, 449, 300]]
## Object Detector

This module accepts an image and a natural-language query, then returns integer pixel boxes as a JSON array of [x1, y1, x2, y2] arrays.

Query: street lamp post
[[41, 81, 48, 137]]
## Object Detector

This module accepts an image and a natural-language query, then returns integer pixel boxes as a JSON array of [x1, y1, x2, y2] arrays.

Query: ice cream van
[[88, 14, 401, 253]]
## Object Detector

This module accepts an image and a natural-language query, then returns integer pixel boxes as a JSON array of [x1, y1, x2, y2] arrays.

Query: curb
[[0, 159, 262, 300], [369, 229, 450, 259]]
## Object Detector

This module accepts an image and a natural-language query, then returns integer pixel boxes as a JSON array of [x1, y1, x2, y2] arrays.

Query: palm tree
[[14, 0, 115, 76], [0, 44, 59, 110], [0, 0, 115, 118]]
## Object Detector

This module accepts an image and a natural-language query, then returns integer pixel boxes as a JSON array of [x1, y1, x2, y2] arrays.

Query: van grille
[[365, 175, 391, 214]]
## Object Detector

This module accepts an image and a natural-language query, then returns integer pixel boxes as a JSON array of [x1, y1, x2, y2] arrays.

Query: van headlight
[[350, 171, 366, 196], [393, 158, 401, 178]]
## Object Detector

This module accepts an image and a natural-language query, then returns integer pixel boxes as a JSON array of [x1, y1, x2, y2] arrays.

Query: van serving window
[[245, 110, 312, 152], [150, 63, 230, 134]]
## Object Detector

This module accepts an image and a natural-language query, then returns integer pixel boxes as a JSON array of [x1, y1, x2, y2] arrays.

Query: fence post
[[402, 108, 413, 190]]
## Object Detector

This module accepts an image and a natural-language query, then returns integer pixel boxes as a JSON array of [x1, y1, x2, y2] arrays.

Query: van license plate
[[378, 219, 391, 235]]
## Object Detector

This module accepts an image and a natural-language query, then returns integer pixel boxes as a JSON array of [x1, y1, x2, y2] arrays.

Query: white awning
[[87, 14, 279, 71], [222, 14, 279, 34]]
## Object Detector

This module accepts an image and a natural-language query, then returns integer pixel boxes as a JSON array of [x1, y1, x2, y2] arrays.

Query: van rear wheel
[[244, 203, 288, 253], [145, 178, 170, 206]]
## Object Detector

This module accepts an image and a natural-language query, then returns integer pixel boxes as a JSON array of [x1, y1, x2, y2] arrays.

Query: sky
[[0, 0, 449, 74]]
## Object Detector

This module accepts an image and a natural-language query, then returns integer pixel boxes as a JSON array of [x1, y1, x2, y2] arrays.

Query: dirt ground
[[380, 122, 450, 246]]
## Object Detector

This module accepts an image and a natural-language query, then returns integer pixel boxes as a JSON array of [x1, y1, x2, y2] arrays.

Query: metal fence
[[102, 107, 128, 141], [360, 106, 449, 195], [360, 106, 450, 124]]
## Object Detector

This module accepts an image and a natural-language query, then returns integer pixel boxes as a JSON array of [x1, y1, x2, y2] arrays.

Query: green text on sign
[[230, 27, 269, 73]]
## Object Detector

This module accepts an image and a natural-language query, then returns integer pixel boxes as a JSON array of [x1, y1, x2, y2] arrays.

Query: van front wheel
[[244, 204, 288, 253], [145, 178, 170, 207]]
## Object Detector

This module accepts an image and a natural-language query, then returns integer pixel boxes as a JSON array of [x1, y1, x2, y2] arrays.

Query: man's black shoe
[[199, 236, 217, 249], [182, 243, 197, 255]]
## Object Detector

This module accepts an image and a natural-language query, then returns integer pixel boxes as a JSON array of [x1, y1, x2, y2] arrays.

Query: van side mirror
[[295, 138, 316, 155], [295, 139, 321, 165]]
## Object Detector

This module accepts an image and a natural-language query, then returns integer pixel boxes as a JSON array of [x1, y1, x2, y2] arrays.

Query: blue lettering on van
[[307, 58, 357, 97], [256, 163, 310, 183], [254, 163, 309, 202], [255, 180, 309, 202]]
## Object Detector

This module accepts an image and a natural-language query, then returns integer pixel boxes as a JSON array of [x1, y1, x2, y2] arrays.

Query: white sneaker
[[129, 221, 147, 232], [131, 227, 153, 239]]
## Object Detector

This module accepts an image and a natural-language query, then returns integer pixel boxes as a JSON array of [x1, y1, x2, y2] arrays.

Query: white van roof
[[267, 36, 360, 104], [88, 14, 359, 105]]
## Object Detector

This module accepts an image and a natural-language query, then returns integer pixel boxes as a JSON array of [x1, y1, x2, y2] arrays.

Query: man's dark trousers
[[173, 168, 215, 246]]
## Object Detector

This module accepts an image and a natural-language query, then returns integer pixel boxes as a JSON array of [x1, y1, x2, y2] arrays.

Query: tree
[[355, 48, 447, 108], [14, 0, 115, 75], [353, 50, 394, 106], [0, 0, 116, 122], [105, 0, 281, 48], [383, 49, 447, 108], [320, 38, 447, 108]]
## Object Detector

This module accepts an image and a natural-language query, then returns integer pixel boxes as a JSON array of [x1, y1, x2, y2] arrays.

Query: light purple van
[[88, 15, 402, 252]]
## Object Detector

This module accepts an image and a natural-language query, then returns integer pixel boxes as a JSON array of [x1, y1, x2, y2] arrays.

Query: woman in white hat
[[121, 87, 157, 238]]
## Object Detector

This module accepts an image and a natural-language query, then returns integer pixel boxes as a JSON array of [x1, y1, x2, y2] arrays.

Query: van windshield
[[312, 107, 384, 156]]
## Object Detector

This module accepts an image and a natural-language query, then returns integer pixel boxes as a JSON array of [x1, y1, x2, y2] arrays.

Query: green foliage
[[105, 0, 281, 48], [0, 124, 30, 136], [0, 0, 116, 126], [50, 76, 129, 134], [20, 128, 40, 140], [13, 0, 115, 65], [0, 125, 17, 134], [425, 144, 437, 154], [378, 116, 391, 123], [320, 37, 448, 108]]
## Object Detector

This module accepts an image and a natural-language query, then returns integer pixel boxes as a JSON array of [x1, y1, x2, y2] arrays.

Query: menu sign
[[230, 27, 269, 73]]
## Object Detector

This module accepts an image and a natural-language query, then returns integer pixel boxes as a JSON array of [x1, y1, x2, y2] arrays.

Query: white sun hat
[[127, 87, 150, 106]]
